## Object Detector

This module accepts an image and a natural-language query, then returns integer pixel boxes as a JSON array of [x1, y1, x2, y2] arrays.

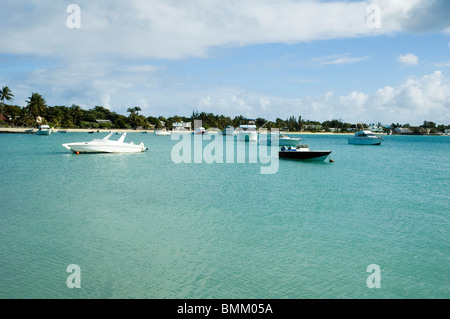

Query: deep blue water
[[0, 132, 449, 298]]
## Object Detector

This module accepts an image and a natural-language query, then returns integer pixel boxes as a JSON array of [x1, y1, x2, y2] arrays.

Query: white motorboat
[[260, 133, 301, 146], [193, 127, 206, 135], [154, 129, 171, 136], [222, 126, 235, 135], [237, 119, 258, 142], [278, 135, 301, 146], [348, 130, 383, 145], [36, 125, 52, 135], [62, 132, 147, 153]]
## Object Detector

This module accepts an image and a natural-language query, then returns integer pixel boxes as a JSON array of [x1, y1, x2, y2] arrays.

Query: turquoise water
[[0, 132, 448, 299]]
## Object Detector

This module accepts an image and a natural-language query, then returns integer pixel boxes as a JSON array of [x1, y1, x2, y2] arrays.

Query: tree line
[[1, 87, 449, 134]]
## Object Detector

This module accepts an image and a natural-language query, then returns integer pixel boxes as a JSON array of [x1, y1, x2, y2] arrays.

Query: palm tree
[[71, 104, 83, 126], [0, 86, 14, 117], [127, 106, 142, 115], [26, 92, 47, 118], [127, 107, 143, 128]]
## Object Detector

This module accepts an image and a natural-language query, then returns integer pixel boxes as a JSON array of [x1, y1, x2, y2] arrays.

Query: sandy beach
[[0, 127, 355, 135], [0, 127, 153, 134]]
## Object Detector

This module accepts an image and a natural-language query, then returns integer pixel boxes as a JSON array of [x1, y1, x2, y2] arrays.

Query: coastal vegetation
[[0, 88, 449, 134]]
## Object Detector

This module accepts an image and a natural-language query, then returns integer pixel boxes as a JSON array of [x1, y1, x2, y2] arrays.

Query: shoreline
[[0, 127, 356, 135], [0, 127, 153, 134]]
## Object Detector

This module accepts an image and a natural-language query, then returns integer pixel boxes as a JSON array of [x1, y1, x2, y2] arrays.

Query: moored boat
[[222, 126, 235, 135], [348, 130, 383, 145], [193, 127, 206, 135], [348, 124, 383, 145], [36, 125, 52, 135], [154, 129, 171, 136], [62, 132, 147, 153], [237, 119, 258, 142], [260, 133, 301, 146], [279, 145, 332, 161]]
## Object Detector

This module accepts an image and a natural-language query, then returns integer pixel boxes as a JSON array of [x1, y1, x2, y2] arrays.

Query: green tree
[[71, 104, 83, 126], [286, 116, 297, 131], [147, 116, 160, 128], [127, 107, 146, 128], [1, 104, 21, 125], [127, 106, 142, 115], [255, 117, 268, 129], [421, 121, 436, 129], [0, 86, 14, 117], [26, 93, 47, 118], [275, 118, 287, 130], [232, 115, 245, 128]]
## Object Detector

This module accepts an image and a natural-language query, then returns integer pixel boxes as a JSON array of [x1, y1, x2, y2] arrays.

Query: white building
[[173, 122, 192, 131], [369, 124, 384, 133], [395, 127, 413, 134]]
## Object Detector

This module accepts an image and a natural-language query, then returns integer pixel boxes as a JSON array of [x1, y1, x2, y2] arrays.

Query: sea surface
[[0, 132, 448, 299]]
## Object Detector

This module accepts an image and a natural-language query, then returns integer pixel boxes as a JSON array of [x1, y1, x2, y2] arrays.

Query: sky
[[1, 0, 450, 125]]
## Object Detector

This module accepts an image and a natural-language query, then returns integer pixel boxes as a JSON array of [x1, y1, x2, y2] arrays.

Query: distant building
[[173, 121, 192, 131], [395, 127, 413, 134], [304, 124, 322, 131], [369, 124, 384, 133], [444, 129, 450, 135]]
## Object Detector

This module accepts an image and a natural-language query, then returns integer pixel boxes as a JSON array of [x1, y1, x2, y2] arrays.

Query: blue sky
[[1, 0, 450, 125]]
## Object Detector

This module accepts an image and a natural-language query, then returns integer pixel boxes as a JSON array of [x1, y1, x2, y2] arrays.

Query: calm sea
[[0, 132, 448, 299]]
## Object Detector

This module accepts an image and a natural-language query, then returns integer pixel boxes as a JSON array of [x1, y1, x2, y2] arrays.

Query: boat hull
[[279, 150, 332, 161], [36, 130, 51, 135], [237, 131, 258, 142], [154, 130, 171, 136], [62, 143, 146, 153]]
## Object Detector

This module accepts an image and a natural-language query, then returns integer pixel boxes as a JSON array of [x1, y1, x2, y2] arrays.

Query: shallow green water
[[0, 132, 448, 298]]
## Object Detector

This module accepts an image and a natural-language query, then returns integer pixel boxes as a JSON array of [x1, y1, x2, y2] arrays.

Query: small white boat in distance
[[62, 132, 147, 153], [259, 133, 301, 146], [36, 125, 52, 135], [348, 130, 383, 145], [154, 129, 171, 136], [193, 127, 206, 135], [278, 135, 301, 146], [237, 119, 258, 142]]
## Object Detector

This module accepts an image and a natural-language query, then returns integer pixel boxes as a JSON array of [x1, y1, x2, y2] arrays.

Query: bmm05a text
[[222, 303, 273, 314]]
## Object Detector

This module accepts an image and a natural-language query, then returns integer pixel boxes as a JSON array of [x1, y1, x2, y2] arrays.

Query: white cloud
[[368, 71, 449, 123], [2, 1, 450, 126], [273, 78, 318, 83], [193, 71, 450, 125], [398, 53, 419, 65], [433, 62, 450, 67], [1, 0, 448, 60], [312, 54, 369, 66], [9, 62, 450, 125]]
